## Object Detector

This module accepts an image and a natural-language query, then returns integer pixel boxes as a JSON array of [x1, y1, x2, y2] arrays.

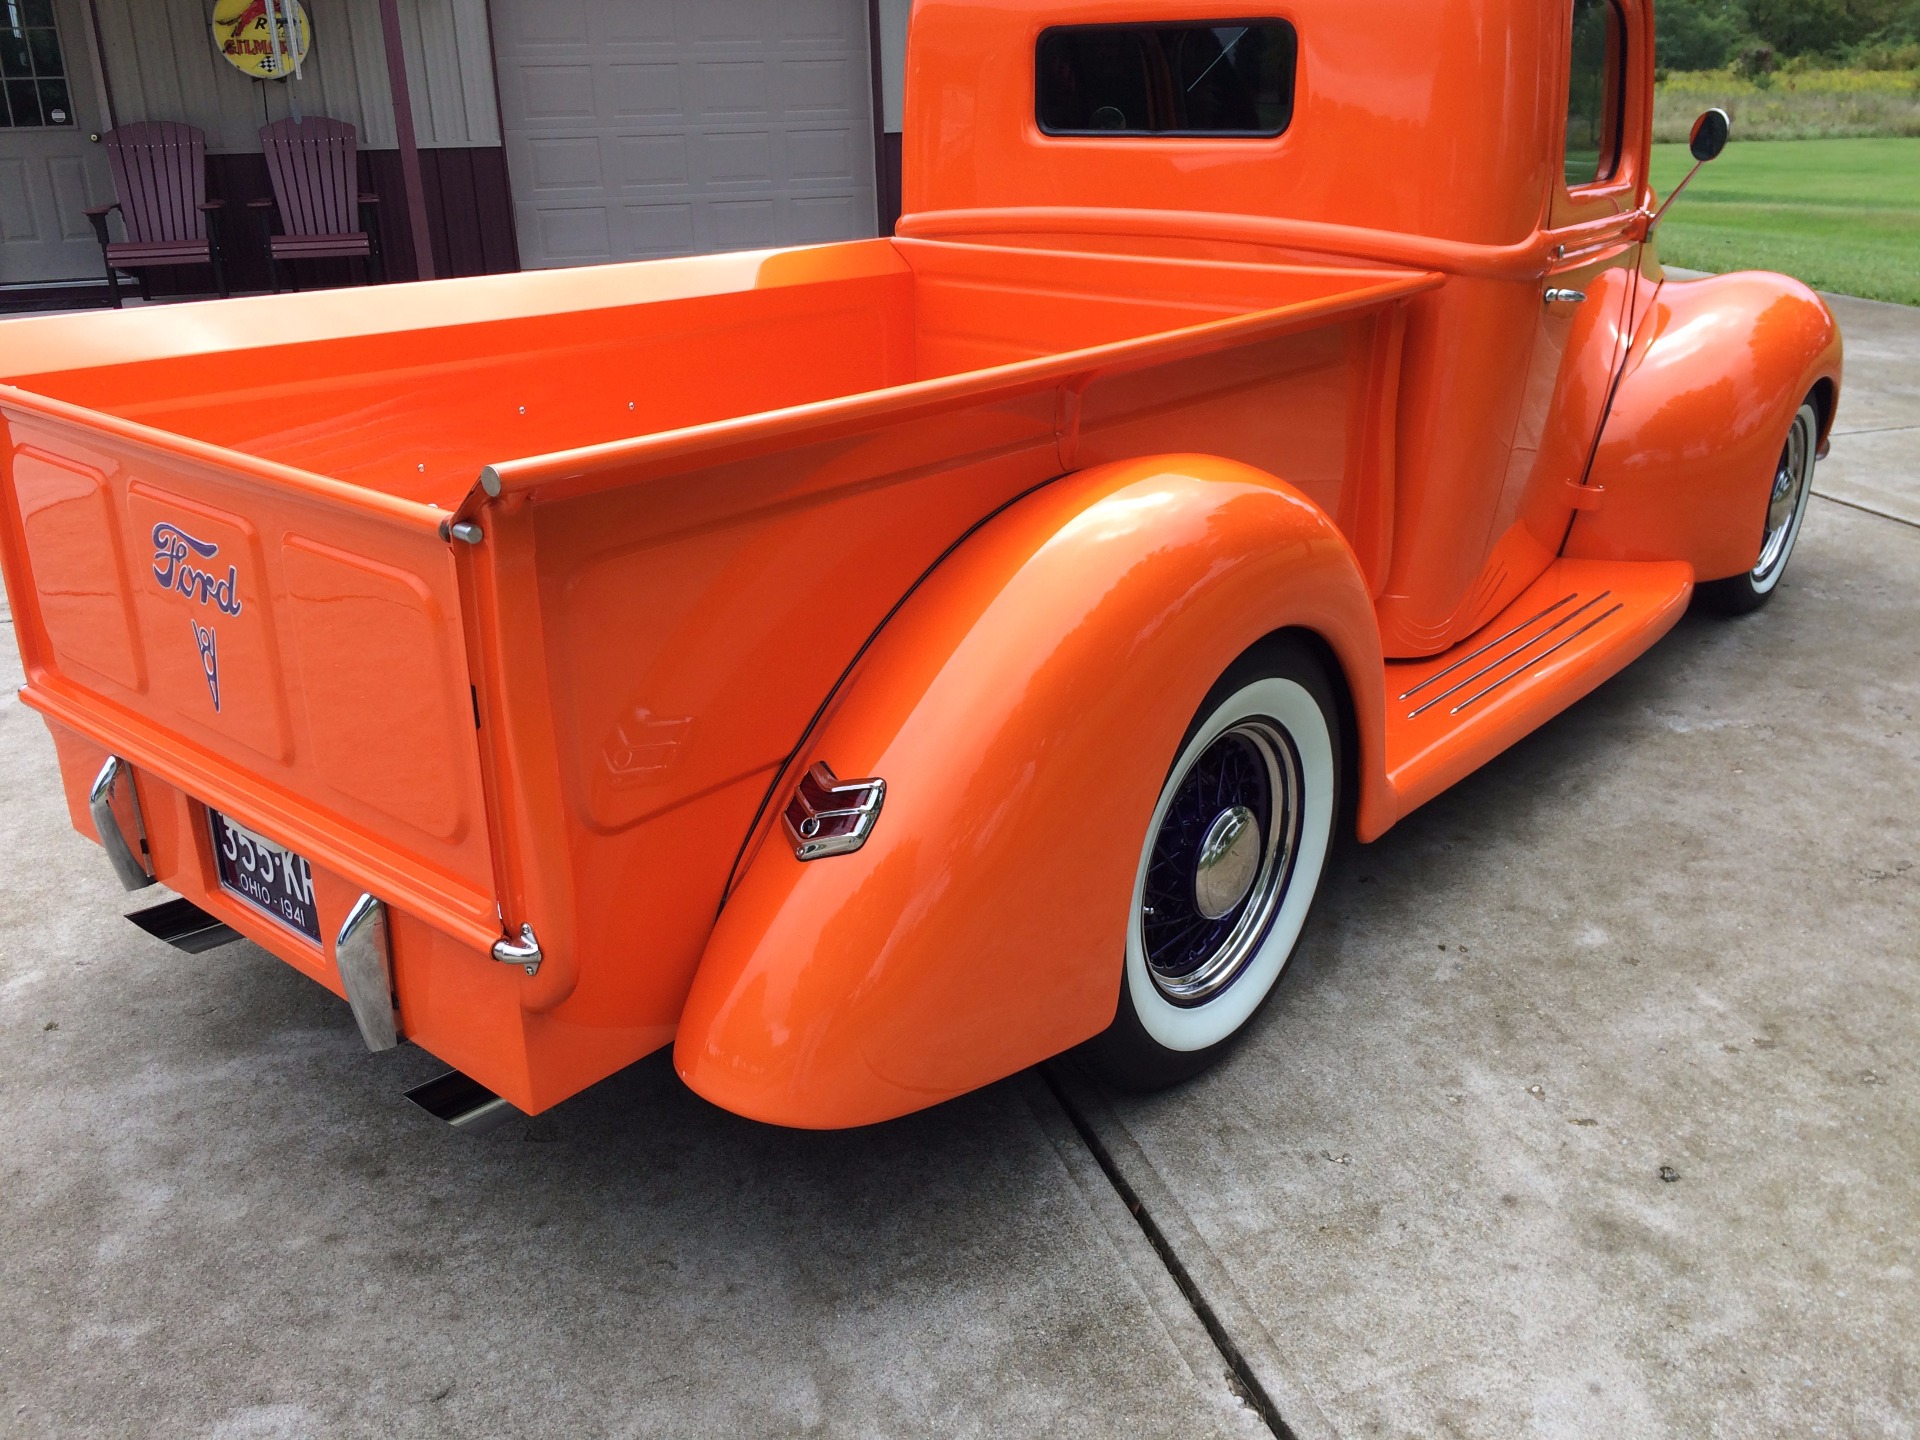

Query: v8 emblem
[[190, 619, 221, 712]]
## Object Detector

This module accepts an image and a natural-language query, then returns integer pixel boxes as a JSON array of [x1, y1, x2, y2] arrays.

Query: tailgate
[[0, 389, 500, 947]]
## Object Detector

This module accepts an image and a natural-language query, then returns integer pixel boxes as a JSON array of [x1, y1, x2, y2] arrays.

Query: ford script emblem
[[151, 523, 243, 616], [152, 522, 240, 713]]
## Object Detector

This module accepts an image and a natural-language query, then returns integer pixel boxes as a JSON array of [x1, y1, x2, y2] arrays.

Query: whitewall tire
[[1081, 635, 1343, 1089], [1700, 398, 1819, 615]]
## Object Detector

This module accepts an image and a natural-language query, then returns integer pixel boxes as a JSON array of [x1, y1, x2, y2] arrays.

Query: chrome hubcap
[[1140, 720, 1302, 1006], [1754, 407, 1815, 587], [1194, 806, 1260, 919]]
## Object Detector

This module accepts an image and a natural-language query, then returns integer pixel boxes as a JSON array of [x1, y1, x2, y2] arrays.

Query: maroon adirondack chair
[[85, 121, 228, 307], [249, 116, 384, 291]]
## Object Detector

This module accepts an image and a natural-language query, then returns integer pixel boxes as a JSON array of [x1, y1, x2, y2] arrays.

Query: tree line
[[1659, 0, 1920, 70]]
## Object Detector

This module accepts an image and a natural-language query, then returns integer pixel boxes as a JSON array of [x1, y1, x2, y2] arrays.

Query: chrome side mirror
[[1688, 107, 1731, 163], [1648, 108, 1732, 238]]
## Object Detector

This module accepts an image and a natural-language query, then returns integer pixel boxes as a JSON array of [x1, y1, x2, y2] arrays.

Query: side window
[[1563, 0, 1625, 187], [1036, 22, 1297, 138]]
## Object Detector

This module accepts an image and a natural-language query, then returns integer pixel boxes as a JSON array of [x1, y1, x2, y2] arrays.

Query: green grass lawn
[[1650, 136, 1920, 304]]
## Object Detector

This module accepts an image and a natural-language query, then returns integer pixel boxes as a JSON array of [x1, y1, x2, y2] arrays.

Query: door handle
[[1544, 287, 1587, 305]]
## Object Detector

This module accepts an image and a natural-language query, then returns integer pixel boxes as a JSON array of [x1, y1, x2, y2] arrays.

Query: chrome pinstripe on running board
[[1404, 591, 1620, 719]]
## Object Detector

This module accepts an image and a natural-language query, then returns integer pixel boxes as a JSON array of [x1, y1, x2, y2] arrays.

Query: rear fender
[[1567, 270, 1842, 580], [673, 454, 1383, 1128]]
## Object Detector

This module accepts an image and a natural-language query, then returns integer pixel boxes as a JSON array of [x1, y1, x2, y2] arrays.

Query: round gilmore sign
[[211, 0, 311, 80]]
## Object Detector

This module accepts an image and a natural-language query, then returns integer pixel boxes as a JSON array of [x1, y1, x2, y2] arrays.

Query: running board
[[126, 896, 243, 954], [1381, 559, 1693, 825]]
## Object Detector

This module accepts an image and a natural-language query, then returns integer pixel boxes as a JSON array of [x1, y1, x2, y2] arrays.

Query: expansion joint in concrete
[[1813, 489, 1920, 530], [1039, 1063, 1297, 1440]]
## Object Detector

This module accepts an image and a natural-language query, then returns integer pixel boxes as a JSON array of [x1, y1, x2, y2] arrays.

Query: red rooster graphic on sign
[[228, 0, 269, 30]]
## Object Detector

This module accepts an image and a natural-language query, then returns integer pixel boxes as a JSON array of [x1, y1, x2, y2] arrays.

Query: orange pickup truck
[[0, 0, 1840, 1131]]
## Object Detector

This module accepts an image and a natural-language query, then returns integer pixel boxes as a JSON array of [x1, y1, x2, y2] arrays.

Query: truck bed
[[0, 238, 1438, 1110], [6, 239, 1426, 507]]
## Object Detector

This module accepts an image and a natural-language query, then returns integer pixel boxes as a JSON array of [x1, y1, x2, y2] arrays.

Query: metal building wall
[[89, 0, 499, 151]]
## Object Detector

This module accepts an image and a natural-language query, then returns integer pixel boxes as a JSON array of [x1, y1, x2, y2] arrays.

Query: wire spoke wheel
[[1140, 721, 1302, 1005], [1700, 397, 1820, 616], [1081, 635, 1341, 1090]]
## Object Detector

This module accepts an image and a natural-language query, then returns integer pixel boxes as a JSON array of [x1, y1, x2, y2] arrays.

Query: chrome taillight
[[782, 762, 886, 860]]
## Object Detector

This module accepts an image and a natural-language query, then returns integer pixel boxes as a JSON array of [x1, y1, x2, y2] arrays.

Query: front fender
[[1566, 270, 1842, 580], [673, 455, 1383, 1128]]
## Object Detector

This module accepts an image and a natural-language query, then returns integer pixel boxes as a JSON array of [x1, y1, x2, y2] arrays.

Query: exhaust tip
[[404, 1068, 520, 1134], [127, 896, 242, 954]]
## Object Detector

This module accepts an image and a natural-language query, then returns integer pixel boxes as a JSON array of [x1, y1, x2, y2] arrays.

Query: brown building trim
[[376, 0, 436, 280], [401, 146, 520, 279], [80, 0, 118, 130], [879, 131, 902, 235], [865, 0, 890, 235]]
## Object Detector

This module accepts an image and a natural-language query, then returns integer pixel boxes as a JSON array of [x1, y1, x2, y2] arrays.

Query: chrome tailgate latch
[[493, 923, 542, 976], [89, 756, 156, 891], [783, 762, 886, 860]]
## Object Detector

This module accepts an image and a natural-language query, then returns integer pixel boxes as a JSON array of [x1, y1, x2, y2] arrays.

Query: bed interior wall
[[10, 244, 1371, 499], [19, 271, 919, 499]]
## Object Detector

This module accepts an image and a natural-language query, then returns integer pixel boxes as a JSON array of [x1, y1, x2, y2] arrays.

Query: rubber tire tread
[[1697, 569, 1775, 616]]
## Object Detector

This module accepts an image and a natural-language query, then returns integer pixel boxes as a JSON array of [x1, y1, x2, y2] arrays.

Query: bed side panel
[[522, 389, 1064, 1037], [517, 309, 1406, 1053]]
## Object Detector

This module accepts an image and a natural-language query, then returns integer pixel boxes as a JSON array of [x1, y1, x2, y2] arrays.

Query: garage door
[[490, 0, 878, 268]]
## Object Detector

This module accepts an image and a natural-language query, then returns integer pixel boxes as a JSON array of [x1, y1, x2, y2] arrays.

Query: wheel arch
[[1567, 269, 1843, 580], [672, 454, 1385, 1127]]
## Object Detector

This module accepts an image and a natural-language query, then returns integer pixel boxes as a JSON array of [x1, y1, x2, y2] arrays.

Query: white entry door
[[0, 0, 113, 284], [489, 0, 879, 268]]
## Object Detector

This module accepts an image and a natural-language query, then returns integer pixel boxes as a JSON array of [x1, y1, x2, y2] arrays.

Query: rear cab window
[[1036, 21, 1298, 137]]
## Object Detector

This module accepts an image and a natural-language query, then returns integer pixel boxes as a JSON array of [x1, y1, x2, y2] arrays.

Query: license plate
[[208, 809, 321, 943]]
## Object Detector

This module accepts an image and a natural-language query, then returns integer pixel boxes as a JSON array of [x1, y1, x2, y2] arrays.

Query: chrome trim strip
[[1449, 603, 1626, 715], [492, 923, 542, 975], [88, 755, 156, 891], [334, 893, 400, 1053], [1407, 592, 1610, 719], [1398, 593, 1578, 700]]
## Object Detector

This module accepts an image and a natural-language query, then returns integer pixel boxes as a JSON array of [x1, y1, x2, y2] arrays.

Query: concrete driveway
[[1, 289, 1914, 1439]]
